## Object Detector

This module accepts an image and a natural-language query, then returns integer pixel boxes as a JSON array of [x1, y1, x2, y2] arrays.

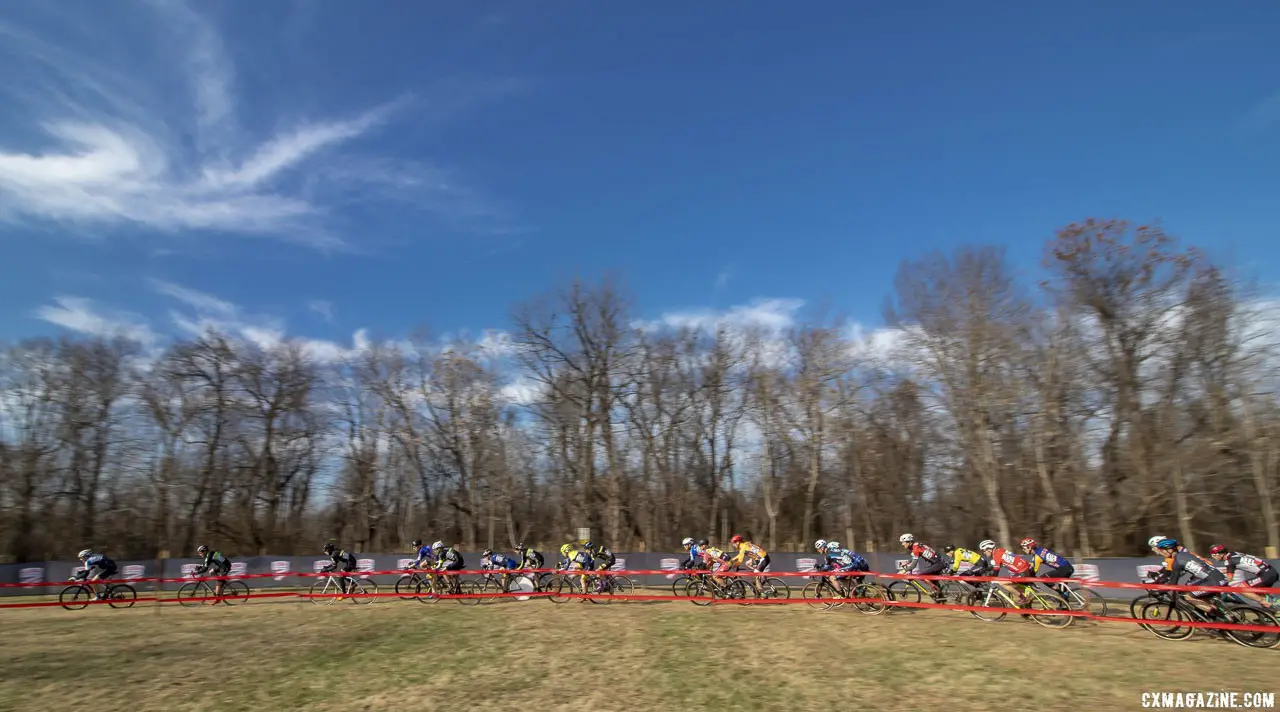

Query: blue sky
[[2, 0, 1278, 355]]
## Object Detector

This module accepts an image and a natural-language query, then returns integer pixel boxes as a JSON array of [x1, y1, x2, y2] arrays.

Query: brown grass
[[3, 598, 1276, 711]]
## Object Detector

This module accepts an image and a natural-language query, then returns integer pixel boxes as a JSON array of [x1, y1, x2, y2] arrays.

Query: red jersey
[[910, 543, 939, 562], [991, 548, 1031, 575]]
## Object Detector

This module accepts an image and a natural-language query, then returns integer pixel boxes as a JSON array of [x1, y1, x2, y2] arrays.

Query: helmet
[[431, 540, 444, 550], [78, 549, 92, 559], [697, 539, 708, 547], [411, 539, 422, 548], [1147, 535, 1166, 549], [482, 549, 493, 557], [827, 541, 841, 550], [323, 543, 335, 552], [943, 545, 955, 554], [584, 540, 593, 549], [1156, 538, 1178, 550], [560, 544, 573, 555], [1020, 538, 1036, 549], [899, 533, 914, 543], [730, 535, 743, 544], [197, 545, 209, 554], [978, 539, 996, 551], [681, 537, 694, 547], [814, 539, 827, 551], [515, 542, 526, 550], [1209, 544, 1227, 555]]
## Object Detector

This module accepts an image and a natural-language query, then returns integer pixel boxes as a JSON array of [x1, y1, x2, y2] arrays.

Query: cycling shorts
[[751, 555, 770, 573], [911, 559, 946, 576], [1243, 568, 1279, 589], [438, 561, 463, 572], [710, 561, 730, 573], [89, 565, 117, 579], [1037, 563, 1074, 580]]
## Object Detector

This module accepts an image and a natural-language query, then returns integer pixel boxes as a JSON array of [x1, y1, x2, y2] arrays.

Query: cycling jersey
[[825, 547, 869, 571], [83, 554, 117, 576], [950, 549, 983, 572], [1164, 550, 1227, 594], [1030, 546, 1070, 572], [484, 553, 519, 570], [729, 541, 767, 567], [201, 551, 231, 573], [700, 547, 730, 572], [593, 546, 616, 569], [568, 548, 593, 569], [435, 548, 464, 570], [328, 550, 356, 572], [1223, 552, 1272, 577], [410, 545, 436, 568], [989, 548, 1031, 576], [909, 543, 940, 563], [518, 549, 544, 569]]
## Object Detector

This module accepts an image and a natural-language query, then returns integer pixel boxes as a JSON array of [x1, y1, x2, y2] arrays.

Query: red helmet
[[1209, 544, 1227, 555], [730, 535, 743, 544], [1019, 538, 1037, 549]]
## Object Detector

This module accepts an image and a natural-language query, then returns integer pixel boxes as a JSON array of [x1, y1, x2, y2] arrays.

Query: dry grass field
[[3, 597, 1277, 712]]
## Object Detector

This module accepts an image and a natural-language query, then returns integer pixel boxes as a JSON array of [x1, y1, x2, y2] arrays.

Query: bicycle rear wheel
[[58, 584, 93, 611], [755, 577, 791, 600], [222, 580, 251, 604], [1062, 585, 1107, 617], [686, 580, 714, 607], [457, 579, 483, 605], [107, 584, 137, 609], [851, 583, 889, 615], [609, 575, 635, 599], [1222, 604, 1280, 649], [966, 589, 1008, 622]]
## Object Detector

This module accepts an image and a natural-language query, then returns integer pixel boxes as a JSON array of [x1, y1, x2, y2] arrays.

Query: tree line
[[2, 219, 1277, 563]]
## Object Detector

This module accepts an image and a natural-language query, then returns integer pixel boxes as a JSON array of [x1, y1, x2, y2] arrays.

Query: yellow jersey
[[729, 541, 768, 567], [951, 548, 982, 571]]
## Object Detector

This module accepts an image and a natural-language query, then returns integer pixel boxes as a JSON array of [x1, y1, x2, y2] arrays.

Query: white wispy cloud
[[0, 1, 498, 248], [309, 300, 334, 323], [33, 295, 157, 345], [636, 297, 806, 334]]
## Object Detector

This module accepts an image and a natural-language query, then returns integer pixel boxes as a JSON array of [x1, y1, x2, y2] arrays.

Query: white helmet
[[431, 540, 444, 550], [899, 533, 915, 543], [681, 537, 694, 547], [978, 539, 996, 551], [814, 539, 827, 551], [77, 549, 92, 559], [1147, 535, 1165, 549], [827, 541, 842, 550]]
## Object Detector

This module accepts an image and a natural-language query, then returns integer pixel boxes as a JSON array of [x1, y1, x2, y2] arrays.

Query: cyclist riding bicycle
[[1020, 538, 1074, 581], [194, 545, 232, 598], [408, 539, 436, 570], [481, 549, 520, 592], [561, 542, 594, 595], [591, 542, 616, 571], [728, 535, 769, 591], [320, 543, 357, 597], [515, 542, 544, 572], [432, 541, 465, 594], [943, 545, 983, 575], [679, 538, 708, 572], [1152, 538, 1228, 616], [699, 543, 732, 590], [1209, 544, 1278, 608], [815, 539, 870, 592], [898, 533, 946, 599], [76, 549, 118, 600], [972, 540, 1034, 605]]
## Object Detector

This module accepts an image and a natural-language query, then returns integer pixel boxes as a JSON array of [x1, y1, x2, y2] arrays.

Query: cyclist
[[1152, 538, 1228, 616], [728, 534, 770, 593], [481, 548, 520, 593], [194, 545, 232, 599], [76, 549, 118, 600], [815, 539, 870, 594], [943, 544, 983, 575], [588, 541, 617, 593], [432, 541, 465, 594], [320, 543, 357, 598], [1020, 538, 1074, 581], [514, 542, 544, 571], [562, 542, 594, 595], [408, 539, 436, 570], [898, 533, 946, 599], [699, 542, 732, 591], [679, 537, 708, 573], [973, 539, 1034, 605], [1209, 544, 1278, 608]]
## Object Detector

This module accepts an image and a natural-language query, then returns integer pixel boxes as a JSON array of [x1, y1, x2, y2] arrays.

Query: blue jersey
[[84, 554, 114, 570], [1031, 546, 1071, 570], [825, 547, 868, 571], [411, 545, 436, 566], [485, 553, 519, 569], [689, 545, 703, 562]]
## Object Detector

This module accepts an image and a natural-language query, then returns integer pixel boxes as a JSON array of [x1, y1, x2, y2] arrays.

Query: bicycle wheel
[[1137, 600, 1193, 640], [414, 578, 442, 603], [107, 583, 137, 609], [966, 589, 1008, 622], [886, 581, 922, 611], [537, 572, 557, 593], [1129, 593, 1160, 620], [687, 580, 714, 607], [1222, 604, 1280, 649], [1026, 594, 1073, 629], [457, 578, 483, 605], [547, 575, 572, 604], [58, 584, 93, 611], [395, 574, 421, 600], [609, 575, 635, 599], [723, 578, 750, 605], [222, 580, 251, 604], [938, 580, 970, 605], [670, 575, 692, 597], [1067, 587, 1108, 618], [851, 583, 890, 615], [176, 581, 208, 608], [755, 577, 791, 600], [308, 579, 336, 605], [346, 579, 373, 605]]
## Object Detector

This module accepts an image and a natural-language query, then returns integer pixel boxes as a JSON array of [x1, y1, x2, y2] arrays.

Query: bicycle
[[886, 564, 948, 609], [731, 564, 791, 601], [476, 568, 538, 603], [670, 563, 709, 597], [685, 571, 749, 606], [176, 572, 250, 607], [801, 571, 889, 615], [964, 579, 1074, 629], [395, 568, 437, 601], [59, 573, 137, 610], [1043, 578, 1107, 617], [412, 570, 480, 603], [307, 572, 378, 605], [1138, 590, 1280, 649]]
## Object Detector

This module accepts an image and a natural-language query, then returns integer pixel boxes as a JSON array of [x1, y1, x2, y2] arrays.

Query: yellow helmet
[[559, 544, 572, 555]]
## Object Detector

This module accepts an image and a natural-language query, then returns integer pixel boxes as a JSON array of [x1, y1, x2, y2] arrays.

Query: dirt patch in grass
[[3, 600, 1275, 711]]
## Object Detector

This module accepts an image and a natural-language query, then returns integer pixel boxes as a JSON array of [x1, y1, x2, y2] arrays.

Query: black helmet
[[943, 545, 955, 554], [697, 538, 708, 547], [515, 542, 526, 550], [323, 543, 335, 552], [411, 539, 422, 548]]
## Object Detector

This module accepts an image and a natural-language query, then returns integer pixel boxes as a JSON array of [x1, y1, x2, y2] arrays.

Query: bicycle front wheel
[[176, 581, 208, 608], [686, 580, 714, 607], [755, 577, 791, 600], [59, 584, 93, 611], [395, 574, 420, 600], [1137, 600, 1193, 640], [457, 579, 483, 605], [1026, 594, 1073, 629], [308, 579, 336, 605], [885, 581, 921, 612], [966, 589, 1008, 622], [670, 575, 692, 597]]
